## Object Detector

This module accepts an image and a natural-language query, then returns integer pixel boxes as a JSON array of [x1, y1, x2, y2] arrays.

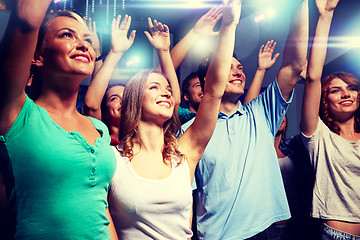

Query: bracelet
[[95, 55, 102, 62]]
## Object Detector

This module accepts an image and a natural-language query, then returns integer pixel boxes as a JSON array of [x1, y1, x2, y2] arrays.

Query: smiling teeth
[[75, 56, 88, 61], [159, 102, 170, 108], [231, 80, 242, 84]]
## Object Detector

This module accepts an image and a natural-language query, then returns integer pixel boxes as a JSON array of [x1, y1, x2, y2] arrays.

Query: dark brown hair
[[119, 69, 185, 165], [320, 71, 360, 134]]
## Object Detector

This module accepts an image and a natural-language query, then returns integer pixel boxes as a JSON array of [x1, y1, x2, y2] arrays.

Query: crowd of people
[[0, 0, 359, 239]]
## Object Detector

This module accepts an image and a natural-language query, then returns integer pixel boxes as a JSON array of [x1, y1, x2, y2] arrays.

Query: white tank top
[[109, 146, 193, 239]]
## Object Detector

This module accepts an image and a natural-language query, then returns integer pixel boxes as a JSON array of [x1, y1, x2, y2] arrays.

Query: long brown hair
[[119, 69, 185, 165], [320, 71, 360, 134]]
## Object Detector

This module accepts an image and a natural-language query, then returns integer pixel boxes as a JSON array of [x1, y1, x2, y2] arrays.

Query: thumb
[[129, 30, 136, 45], [144, 31, 153, 43], [273, 53, 280, 61]]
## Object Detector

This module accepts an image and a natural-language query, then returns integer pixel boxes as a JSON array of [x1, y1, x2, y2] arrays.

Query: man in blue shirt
[[182, 1, 309, 239]]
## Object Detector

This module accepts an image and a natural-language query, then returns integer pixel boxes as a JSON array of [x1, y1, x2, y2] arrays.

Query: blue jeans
[[322, 223, 360, 240], [246, 224, 283, 240]]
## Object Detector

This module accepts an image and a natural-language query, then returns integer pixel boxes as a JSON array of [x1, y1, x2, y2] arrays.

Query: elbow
[[306, 68, 322, 83], [291, 60, 307, 76]]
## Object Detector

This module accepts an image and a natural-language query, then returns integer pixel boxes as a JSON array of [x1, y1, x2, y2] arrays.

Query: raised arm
[[300, 0, 339, 136], [83, 15, 135, 119], [244, 40, 280, 104], [276, 0, 309, 101], [145, 18, 181, 107], [0, 0, 52, 135], [179, 0, 242, 180], [86, 18, 103, 76], [170, 6, 223, 70]]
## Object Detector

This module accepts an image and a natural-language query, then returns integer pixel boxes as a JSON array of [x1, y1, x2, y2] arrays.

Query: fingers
[[148, 17, 168, 34], [259, 45, 265, 55], [203, 5, 223, 23], [124, 15, 131, 32], [163, 24, 169, 33], [116, 15, 121, 30], [273, 53, 280, 61], [111, 17, 116, 33], [92, 20, 97, 33], [144, 30, 152, 42], [212, 5, 223, 19], [119, 14, 129, 31], [148, 17, 155, 32], [262, 40, 277, 53], [129, 30, 136, 45], [214, 10, 223, 23], [112, 15, 133, 33]]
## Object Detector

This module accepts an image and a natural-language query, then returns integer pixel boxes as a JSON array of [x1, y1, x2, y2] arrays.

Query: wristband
[[95, 55, 102, 62]]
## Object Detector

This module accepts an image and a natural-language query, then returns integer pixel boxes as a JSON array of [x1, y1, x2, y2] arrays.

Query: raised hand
[[144, 17, 171, 52], [222, 0, 242, 26], [193, 6, 223, 36], [258, 40, 280, 71], [316, 0, 340, 15], [111, 14, 136, 54], [84, 17, 101, 57]]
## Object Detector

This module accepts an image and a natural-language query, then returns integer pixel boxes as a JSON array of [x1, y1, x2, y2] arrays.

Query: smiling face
[[141, 73, 174, 123], [225, 57, 246, 96], [184, 77, 203, 111], [326, 78, 359, 119], [104, 85, 125, 126], [36, 16, 95, 79]]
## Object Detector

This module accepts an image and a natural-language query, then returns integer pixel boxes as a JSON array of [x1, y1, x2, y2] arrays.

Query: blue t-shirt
[[0, 95, 116, 239], [182, 80, 292, 239]]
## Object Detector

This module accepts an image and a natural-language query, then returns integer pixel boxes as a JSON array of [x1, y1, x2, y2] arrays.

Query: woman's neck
[[35, 89, 78, 116], [135, 121, 165, 152], [337, 117, 360, 141]]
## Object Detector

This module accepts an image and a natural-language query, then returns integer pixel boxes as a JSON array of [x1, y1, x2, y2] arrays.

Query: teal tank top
[[0, 96, 116, 239]]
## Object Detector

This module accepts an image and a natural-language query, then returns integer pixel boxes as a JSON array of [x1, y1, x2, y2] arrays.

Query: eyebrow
[[58, 28, 91, 38], [108, 94, 120, 99], [149, 82, 161, 86], [329, 85, 356, 90], [192, 82, 200, 87]]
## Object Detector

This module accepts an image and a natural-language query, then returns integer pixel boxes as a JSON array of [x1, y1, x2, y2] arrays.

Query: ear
[[32, 52, 44, 67], [183, 93, 189, 102]]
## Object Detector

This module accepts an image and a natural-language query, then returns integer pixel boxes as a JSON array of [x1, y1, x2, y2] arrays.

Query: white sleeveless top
[[109, 146, 193, 239]]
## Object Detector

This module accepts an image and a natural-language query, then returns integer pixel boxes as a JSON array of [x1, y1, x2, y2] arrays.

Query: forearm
[[282, 0, 309, 73], [244, 69, 266, 104], [277, 0, 309, 100], [307, 11, 334, 82], [170, 29, 200, 70], [0, 0, 51, 103], [157, 50, 181, 105], [300, 5, 336, 135], [206, 24, 237, 97], [84, 51, 123, 114]]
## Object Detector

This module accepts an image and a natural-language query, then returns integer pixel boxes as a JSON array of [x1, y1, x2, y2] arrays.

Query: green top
[[0, 95, 116, 239]]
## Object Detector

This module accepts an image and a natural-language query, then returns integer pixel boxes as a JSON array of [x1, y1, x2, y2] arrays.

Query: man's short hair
[[181, 72, 200, 98]]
